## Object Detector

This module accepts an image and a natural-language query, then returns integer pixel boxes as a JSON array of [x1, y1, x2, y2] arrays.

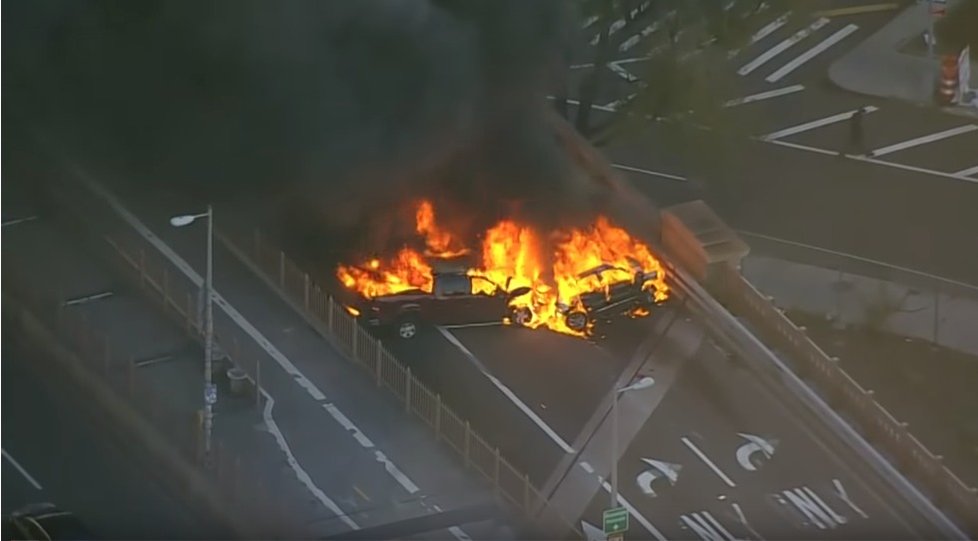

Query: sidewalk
[[737, 235, 978, 487], [829, 0, 978, 116]]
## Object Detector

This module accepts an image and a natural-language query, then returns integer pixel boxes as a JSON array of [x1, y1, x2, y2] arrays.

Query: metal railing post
[[405, 367, 412, 413], [435, 394, 442, 440], [376, 343, 383, 387], [352, 322, 359, 359], [327, 296, 335, 333]]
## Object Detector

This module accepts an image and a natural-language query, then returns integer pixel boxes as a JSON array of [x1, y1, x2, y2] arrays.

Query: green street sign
[[603, 507, 628, 535]]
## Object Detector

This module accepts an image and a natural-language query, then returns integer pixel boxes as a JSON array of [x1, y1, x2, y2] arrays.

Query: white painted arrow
[[582, 520, 608, 541], [736, 433, 777, 471], [636, 458, 682, 497]]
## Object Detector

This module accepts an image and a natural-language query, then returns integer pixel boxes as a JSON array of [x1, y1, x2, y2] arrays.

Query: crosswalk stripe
[[729, 11, 791, 58], [954, 164, 978, 177], [765, 24, 859, 82], [738, 17, 830, 75], [761, 106, 879, 140], [723, 84, 805, 107], [869, 124, 978, 157]]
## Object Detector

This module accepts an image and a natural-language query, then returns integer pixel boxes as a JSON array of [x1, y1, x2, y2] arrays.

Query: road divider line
[[2, 215, 39, 228], [868, 124, 978, 157], [723, 84, 805, 107], [548, 97, 616, 113], [611, 163, 687, 182], [815, 3, 898, 17], [761, 106, 879, 141], [681, 437, 737, 488], [765, 23, 859, 82], [954, 164, 978, 177], [2, 448, 43, 490], [729, 11, 791, 58], [738, 17, 830, 75], [63, 291, 114, 307], [436, 326, 574, 454]]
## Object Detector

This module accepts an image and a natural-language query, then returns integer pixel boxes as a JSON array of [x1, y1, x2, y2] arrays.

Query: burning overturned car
[[336, 200, 669, 339]]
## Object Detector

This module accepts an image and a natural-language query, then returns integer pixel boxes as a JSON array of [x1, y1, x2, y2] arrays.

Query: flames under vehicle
[[349, 270, 532, 339]]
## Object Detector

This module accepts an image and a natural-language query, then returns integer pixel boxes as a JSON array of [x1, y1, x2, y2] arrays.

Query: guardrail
[[224, 228, 582, 538], [714, 262, 978, 535]]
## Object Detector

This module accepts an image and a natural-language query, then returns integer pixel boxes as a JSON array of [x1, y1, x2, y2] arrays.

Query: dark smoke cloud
[[7, 0, 604, 253]]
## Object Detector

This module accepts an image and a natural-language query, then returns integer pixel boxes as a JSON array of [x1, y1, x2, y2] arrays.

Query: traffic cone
[[937, 54, 959, 105]]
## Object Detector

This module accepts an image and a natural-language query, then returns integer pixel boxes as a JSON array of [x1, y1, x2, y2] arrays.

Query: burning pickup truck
[[346, 270, 531, 339]]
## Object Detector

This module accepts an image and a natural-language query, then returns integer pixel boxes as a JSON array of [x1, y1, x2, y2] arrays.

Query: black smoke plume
[[7, 0, 620, 256]]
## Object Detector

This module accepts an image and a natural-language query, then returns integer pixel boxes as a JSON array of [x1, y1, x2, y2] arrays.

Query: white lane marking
[[582, 15, 599, 29], [680, 511, 741, 540], [580, 461, 595, 474], [134, 355, 174, 368], [761, 137, 841, 155], [765, 24, 859, 83], [374, 450, 419, 494], [783, 486, 848, 529], [853, 152, 978, 184], [604, 93, 637, 112], [868, 124, 978, 157], [833, 478, 869, 519], [436, 326, 574, 454], [611, 163, 687, 182], [608, 62, 640, 83], [620, 19, 666, 52], [323, 403, 375, 449], [78, 172, 468, 535], [2, 215, 39, 228], [2, 449, 43, 490], [428, 504, 472, 541], [62, 291, 114, 307], [954, 164, 978, 177], [681, 437, 736, 488], [729, 12, 791, 58], [736, 230, 978, 291], [723, 84, 805, 107], [551, 97, 617, 113], [590, 19, 627, 45], [738, 17, 830, 75], [261, 392, 359, 530], [761, 106, 879, 141]]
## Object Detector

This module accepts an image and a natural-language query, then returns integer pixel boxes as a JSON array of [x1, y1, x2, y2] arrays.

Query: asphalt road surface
[[568, 1, 978, 284], [1, 337, 230, 540]]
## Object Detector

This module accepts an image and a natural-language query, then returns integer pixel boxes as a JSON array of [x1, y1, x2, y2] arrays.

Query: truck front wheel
[[395, 315, 420, 340]]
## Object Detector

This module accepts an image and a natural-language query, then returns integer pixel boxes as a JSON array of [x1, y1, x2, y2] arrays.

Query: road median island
[[1, 293, 257, 539]]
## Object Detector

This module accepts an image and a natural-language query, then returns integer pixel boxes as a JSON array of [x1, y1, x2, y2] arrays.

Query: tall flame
[[416, 200, 470, 258]]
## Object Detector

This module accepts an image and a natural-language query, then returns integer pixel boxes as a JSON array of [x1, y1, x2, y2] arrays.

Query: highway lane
[[2, 334, 229, 539]]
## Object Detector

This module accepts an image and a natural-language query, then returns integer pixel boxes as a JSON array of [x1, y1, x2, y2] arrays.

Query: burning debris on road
[[338, 200, 669, 337]]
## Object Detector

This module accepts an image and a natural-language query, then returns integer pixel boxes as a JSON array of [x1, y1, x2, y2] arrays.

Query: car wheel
[[642, 288, 658, 305], [565, 310, 589, 332], [396, 317, 419, 339], [510, 306, 533, 327]]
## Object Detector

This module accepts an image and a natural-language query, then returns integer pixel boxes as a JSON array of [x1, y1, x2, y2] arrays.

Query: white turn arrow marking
[[636, 458, 682, 497], [735, 433, 777, 471], [582, 520, 608, 541]]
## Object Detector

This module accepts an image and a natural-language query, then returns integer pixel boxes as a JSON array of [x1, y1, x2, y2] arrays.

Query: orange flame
[[416, 200, 470, 258], [337, 201, 669, 337]]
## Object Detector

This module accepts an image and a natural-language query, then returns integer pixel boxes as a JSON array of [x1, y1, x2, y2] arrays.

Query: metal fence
[[715, 263, 978, 534], [227, 228, 582, 537]]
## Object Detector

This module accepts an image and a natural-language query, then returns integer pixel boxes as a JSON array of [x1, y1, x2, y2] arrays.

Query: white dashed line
[[723, 84, 805, 107], [868, 124, 978, 157], [765, 24, 859, 82], [738, 17, 830, 76], [3, 449, 43, 490], [761, 106, 879, 141], [682, 437, 737, 488]]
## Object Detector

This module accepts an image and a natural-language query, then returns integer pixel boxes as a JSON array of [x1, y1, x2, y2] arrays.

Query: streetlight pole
[[610, 376, 655, 509], [170, 205, 215, 465]]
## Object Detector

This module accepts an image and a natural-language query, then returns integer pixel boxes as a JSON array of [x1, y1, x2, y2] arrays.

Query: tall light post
[[170, 205, 214, 464], [611, 376, 655, 508]]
